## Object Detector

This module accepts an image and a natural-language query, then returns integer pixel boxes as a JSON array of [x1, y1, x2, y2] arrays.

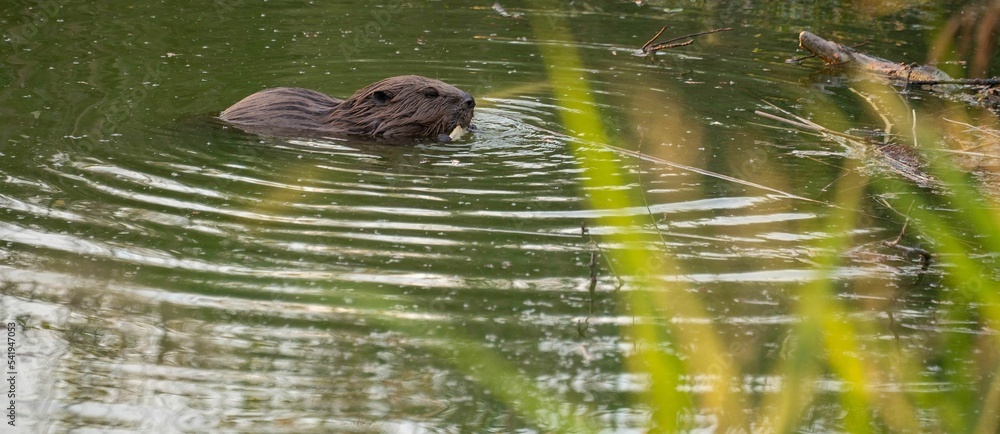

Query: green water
[[0, 1, 996, 432]]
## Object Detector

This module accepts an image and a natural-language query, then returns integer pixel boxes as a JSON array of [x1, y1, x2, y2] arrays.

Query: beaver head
[[325, 75, 475, 140]]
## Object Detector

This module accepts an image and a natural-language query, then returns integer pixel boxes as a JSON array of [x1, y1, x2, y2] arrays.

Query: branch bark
[[797, 30, 1000, 111], [798, 31, 953, 83]]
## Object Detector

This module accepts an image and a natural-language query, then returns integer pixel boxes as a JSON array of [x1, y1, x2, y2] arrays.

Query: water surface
[[1, 1, 995, 432]]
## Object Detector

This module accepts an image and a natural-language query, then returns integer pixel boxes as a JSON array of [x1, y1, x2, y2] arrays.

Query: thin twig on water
[[641, 26, 732, 53]]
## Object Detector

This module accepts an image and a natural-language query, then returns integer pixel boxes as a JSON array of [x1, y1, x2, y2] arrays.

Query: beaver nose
[[463, 94, 475, 109]]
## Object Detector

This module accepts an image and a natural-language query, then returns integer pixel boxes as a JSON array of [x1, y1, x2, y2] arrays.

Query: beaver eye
[[422, 88, 439, 99], [372, 90, 392, 105]]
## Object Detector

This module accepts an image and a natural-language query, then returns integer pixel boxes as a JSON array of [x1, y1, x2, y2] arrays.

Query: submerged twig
[[757, 99, 937, 187], [904, 78, 1000, 87], [882, 204, 932, 270], [581, 220, 624, 292], [641, 26, 732, 53], [588, 251, 598, 285], [943, 118, 1000, 140], [605, 138, 825, 203], [753, 101, 861, 141], [635, 127, 671, 250], [753, 110, 818, 131], [848, 87, 894, 137], [521, 115, 825, 204]]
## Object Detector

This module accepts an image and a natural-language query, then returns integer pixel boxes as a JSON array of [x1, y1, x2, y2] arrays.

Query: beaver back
[[220, 87, 341, 132]]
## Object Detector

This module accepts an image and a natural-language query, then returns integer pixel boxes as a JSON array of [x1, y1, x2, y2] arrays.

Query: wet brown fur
[[220, 75, 475, 139]]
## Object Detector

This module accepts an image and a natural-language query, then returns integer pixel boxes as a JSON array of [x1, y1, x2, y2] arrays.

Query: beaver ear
[[372, 90, 392, 105]]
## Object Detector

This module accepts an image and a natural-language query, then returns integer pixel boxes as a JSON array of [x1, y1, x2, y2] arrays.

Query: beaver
[[220, 75, 475, 141]]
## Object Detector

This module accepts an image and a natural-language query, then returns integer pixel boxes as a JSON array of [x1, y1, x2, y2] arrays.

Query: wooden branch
[[641, 27, 732, 53], [796, 31, 1000, 111], [798, 31, 953, 83]]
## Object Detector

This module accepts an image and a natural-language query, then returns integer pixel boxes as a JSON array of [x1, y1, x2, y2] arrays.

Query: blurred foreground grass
[[435, 5, 1000, 433]]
